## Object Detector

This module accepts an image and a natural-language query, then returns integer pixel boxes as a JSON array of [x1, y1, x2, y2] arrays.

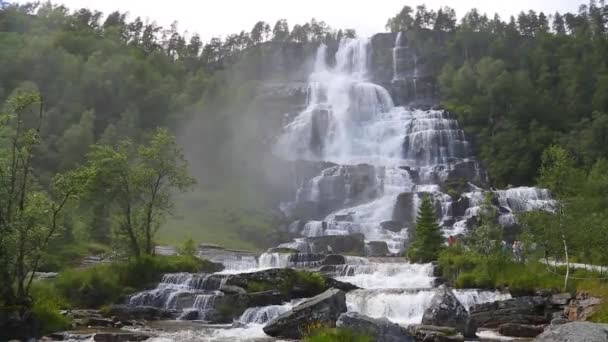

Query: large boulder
[[470, 296, 550, 328], [366, 241, 390, 257], [421, 286, 477, 338], [337, 312, 414, 342], [305, 234, 366, 255], [321, 254, 346, 265], [564, 292, 602, 321], [392, 193, 415, 227], [263, 288, 347, 339], [498, 323, 544, 338], [534, 322, 608, 342]]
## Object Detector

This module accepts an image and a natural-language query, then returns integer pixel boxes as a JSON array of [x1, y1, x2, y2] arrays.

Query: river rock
[[337, 312, 414, 342], [498, 323, 544, 338], [366, 241, 390, 257], [421, 286, 477, 338], [392, 193, 415, 227], [220, 285, 247, 295], [104, 305, 175, 321], [549, 293, 573, 306], [263, 288, 347, 339], [305, 234, 365, 255], [380, 220, 403, 232], [408, 324, 464, 342], [534, 322, 608, 342], [93, 332, 150, 342], [320, 254, 346, 265], [470, 296, 550, 328]]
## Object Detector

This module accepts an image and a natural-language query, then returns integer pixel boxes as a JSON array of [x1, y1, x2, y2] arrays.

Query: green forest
[[2, 0, 608, 339]]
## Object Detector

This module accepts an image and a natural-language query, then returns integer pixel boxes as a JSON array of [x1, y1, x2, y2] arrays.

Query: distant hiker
[[448, 235, 456, 246]]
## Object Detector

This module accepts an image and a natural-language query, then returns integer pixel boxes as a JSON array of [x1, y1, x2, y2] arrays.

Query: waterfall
[[334, 262, 435, 289]]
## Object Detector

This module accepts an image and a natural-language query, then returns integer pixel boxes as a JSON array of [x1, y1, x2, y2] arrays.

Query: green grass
[[158, 182, 281, 251], [30, 282, 71, 334], [38, 241, 111, 272], [52, 255, 221, 308], [303, 328, 371, 342], [438, 246, 608, 297]]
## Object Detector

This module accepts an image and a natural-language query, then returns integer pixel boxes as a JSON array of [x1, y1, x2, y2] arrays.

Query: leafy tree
[[272, 19, 290, 42], [84, 128, 195, 257], [407, 195, 444, 263], [0, 91, 86, 308], [466, 192, 502, 256]]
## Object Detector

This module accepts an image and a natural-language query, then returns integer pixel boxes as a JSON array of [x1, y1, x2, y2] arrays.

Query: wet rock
[[305, 234, 365, 255], [334, 214, 354, 222], [380, 220, 403, 233], [263, 288, 347, 339], [551, 318, 570, 326], [320, 254, 346, 265], [179, 309, 200, 321], [450, 197, 470, 219], [470, 296, 550, 328], [498, 323, 544, 338], [103, 305, 175, 321], [266, 247, 299, 254], [82, 317, 114, 327], [534, 322, 608, 342], [337, 312, 414, 342], [408, 324, 464, 342], [220, 285, 247, 295], [446, 161, 488, 187], [549, 293, 573, 306], [366, 241, 390, 257], [421, 286, 477, 338], [92, 332, 150, 342], [392, 193, 415, 227]]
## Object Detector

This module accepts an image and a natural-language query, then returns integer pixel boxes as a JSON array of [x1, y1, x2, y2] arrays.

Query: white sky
[[15, 0, 583, 41]]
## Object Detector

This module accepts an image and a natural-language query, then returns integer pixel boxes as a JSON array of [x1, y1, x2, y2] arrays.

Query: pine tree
[[407, 195, 444, 263]]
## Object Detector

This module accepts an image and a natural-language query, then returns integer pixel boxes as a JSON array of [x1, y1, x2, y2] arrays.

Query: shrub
[[30, 282, 71, 334], [303, 328, 371, 342]]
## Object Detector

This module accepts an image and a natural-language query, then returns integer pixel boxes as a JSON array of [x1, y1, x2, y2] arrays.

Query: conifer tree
[[407, 195, 444, 263]]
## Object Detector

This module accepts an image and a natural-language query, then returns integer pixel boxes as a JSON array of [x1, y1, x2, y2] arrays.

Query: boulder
[[220, 285, 247, 295], [263, 288, 347, 339], [549, 293, 573, 306], [305, 234, 365, 255], [498, 323, 544, 338], [321, 254, 346, 265], [380, 220, 403, 233], [551, 318, 570, 326], [337, 312, 414, 342], [421, 286, 477, 338], [470, 296, 550, 328], [366, 241, 390, 257], [450, 197, 470, 219], [408, 324, 464, 342], [534, 322, 608, 342]]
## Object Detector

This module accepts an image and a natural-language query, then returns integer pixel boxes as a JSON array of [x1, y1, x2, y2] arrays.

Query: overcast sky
[[16, 0, 583, 41]]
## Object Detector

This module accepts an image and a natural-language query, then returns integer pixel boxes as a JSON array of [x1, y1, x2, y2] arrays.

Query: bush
[[30, 282, 71, 334], [303, 328, 371, 342]]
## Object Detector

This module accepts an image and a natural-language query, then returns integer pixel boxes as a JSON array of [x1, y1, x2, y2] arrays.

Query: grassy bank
[[437, 246, 608, 322]]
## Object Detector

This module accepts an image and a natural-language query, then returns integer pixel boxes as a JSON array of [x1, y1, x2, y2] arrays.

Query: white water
[[335, 262, 434, 289]]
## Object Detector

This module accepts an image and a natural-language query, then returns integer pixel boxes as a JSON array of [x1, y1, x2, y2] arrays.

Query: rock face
[[421, 286, 477, 338], [366, 241, 390, 257], [337, 312, 414, 342], [534, 322, 608, 342], [470, 296, 551, 328], [263, 288, 347, 339], [304, 234, 366, 255], [498, 323, 544, 338]]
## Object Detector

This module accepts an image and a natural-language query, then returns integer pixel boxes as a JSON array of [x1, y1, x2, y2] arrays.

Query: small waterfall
[[453, 289, 512, 311], [392, 32, 406, 81], [495, 187, 554, 213], [238, 301, 296, 325], [335, 263, 435, 289], [258, 253, 291, 269], [347, 289, 435, 325]]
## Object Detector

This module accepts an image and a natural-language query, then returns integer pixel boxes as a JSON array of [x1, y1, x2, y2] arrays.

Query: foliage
[[53, 255, 219, 308], [83, 128, 196, 257], [303, 328, 371, 342], [465, 192, 502, 256], [407, 195, 444, 263], [178, 236, 197, 257], [29, 282, 71, 334], [0, 90, 88, 308]]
